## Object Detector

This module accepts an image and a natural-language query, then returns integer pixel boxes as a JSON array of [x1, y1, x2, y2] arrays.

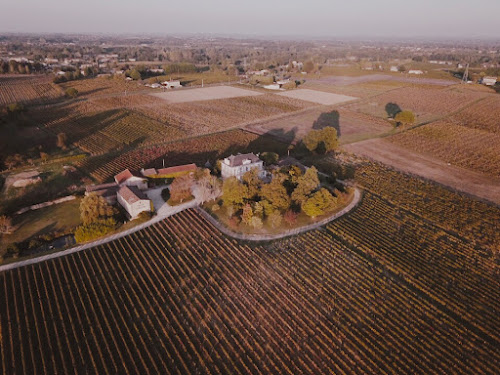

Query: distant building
[[161, 80, 182, 89], [408, 70, 424, 75], [114, 169, 148, 190], [482, 76, 497, 86], [390, 66, 399, 72], [117, 185, 152, 219], [221, 153, 265, 180]]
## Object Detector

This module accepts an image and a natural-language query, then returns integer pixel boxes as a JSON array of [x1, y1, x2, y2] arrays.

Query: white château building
[[221, 153, 265, 180]]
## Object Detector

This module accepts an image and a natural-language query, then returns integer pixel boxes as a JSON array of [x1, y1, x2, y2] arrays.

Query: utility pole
[[461, 63, 469, 84]]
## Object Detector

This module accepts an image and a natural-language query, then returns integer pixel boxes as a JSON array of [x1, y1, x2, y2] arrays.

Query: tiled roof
[[224, 153, 260, 167], [157, 163, 197, 175], [141, 168, 158, 177], [85, 182, 118, 193], [118, 185, 149, 205], [114, 169, 133, 184]]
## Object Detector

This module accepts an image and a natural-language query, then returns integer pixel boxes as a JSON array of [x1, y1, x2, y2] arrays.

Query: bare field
[[344, 138, 500, 205], [246, 107, 392, 144], [151, 85, 262, 103], [347, 86, 488, 123], [308, 74, 458, 87], [277, 88, 357, 105]]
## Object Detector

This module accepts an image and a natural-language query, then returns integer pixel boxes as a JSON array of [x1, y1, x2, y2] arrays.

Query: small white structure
[[114, 169, 148, 190], [390, 66, 399, 72], [117, 185, 152, 219], [482, 76, 497, 86], [221, 153, 265, 180], [408, 70, 424, 75], [161, 80, 182, 89], [263, 83, 282, 90]]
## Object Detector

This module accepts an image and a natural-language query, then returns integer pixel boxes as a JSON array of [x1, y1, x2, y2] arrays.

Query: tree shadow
[[385, 103, 402, 118], [312, 110, 340, 136]]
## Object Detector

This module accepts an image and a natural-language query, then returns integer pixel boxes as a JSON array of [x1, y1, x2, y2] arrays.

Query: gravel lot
[[151, 86, 262, 103]]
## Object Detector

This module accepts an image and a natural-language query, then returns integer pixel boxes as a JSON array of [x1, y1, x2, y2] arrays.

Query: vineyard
[[59, 77, 151, 98], [450, 95, 500, 133], [387, 120, 500, 177], [352, 161, 500, 250], [1, 201, 500, 374], [0, 76, 63, 106], [347, 86, 488, 122], [29, 102, 187, 155], [77, 129, 289, 182]]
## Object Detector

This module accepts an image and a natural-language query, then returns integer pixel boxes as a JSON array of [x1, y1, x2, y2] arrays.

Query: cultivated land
[[1, 164, 500, 374], [344, 138, 500, 205], [0, 76, 63, 106], [307, 74, 457, 87], [277, 88, 357, 105], [151, 86, 262, 103]]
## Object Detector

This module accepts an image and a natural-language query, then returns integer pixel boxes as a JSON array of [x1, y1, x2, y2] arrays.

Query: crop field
[[246, 107, 392, 144], [450, 95, 500, 133], [276, 89, 357, 105], [151, 86, 262, 103], [30, 102, 186, 155], [77, 129, 289, 182], [0, 76, 63, 106], [347, 86, 488, 123], [303, 80, 408, 98], [308, 74, 457, 87], [59, 77, 151, 98], [2, 176, 500, 374], [388, 120, 500, 177]]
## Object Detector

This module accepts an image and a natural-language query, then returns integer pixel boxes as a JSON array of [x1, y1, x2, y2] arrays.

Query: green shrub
[[161, 188, 171, 202], [74, 218, 116, 243]]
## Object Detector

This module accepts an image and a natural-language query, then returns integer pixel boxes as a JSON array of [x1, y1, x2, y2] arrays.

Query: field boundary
[[197, 188, 362, 242]]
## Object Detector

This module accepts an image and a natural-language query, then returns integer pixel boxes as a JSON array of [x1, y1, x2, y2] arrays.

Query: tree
[[260, 152, 279, 166], [57, 132, 68, 150], [303, 127, 338, 153], [193, 174, 222, 203], [267, 211, 283, 229], [65, 87, 79, 98], [398, 65, 406, 72], [283, 210, 298, 226], [0, 215, 13, 234], [303, 61, 315, 73], [394, 110, 415, 126], [249, 216, 263, 230], [242, 168, 262, 200], [291, 167, 320, 205], [222, 177, 248, 207], [260, 177, 290, 211], [241, 204, 253, 225], [303, 188, 337, 218], [170, 174, 194, 203], [79, 193, 116, 226], [128, 69, 142, 80]]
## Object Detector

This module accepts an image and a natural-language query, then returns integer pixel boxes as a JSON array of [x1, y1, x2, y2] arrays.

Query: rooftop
[[157, 163, 197, 175], [118, 185, 149, 205], [223, 153, 261, 168]]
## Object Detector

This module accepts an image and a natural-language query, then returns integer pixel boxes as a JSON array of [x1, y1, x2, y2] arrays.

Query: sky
[[1, 0, 499, 39]]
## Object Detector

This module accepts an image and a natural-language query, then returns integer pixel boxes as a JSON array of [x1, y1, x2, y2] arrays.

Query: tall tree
[[222, 177, 249, 208], [80, 193, 115, 226], [260, 177, 290, 211], [291, 167, 320, 205]]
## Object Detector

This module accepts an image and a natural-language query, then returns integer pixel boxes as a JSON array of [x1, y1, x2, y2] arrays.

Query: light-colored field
[[344, 138, 500, 205], [151, 86, 262, 103], [277, 89, 357, 105], [246, 107, 392, 144]]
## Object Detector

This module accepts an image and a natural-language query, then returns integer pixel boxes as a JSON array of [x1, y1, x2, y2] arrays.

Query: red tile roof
[[118, 185, 149, 205], [114, 169, 134, 184], [157, 163, 197, 176]]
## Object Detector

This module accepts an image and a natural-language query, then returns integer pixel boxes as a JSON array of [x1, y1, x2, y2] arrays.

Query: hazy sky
[[2, 0, 499, 39]]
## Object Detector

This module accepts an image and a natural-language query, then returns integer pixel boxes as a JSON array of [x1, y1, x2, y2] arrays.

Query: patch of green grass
[[0, 198, 81, 250]]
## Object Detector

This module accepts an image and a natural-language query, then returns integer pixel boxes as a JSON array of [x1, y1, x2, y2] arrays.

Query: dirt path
[[344, 138, 500, 205]]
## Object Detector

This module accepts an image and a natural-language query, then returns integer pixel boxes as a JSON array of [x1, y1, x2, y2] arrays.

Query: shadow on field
[[312, 110, 341, 136]]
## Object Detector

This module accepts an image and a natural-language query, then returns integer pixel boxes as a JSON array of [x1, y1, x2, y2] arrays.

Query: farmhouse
[[221, 153, 265, 180], [117, 185, 152, 219], [482, 76, 497, 86], [114, 169, 148, 190]]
